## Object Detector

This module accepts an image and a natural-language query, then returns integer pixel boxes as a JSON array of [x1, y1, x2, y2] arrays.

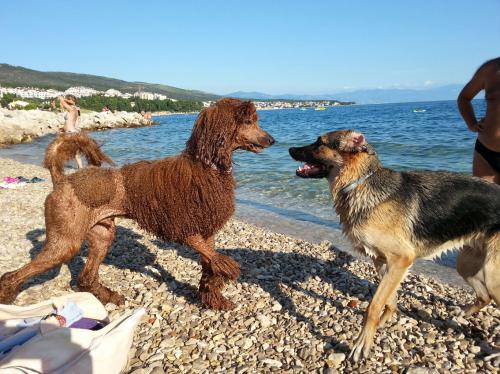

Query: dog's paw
[[79, 283, 125, 306], [107, 292, 126, 306], [210, 253, 241, 280], [0, 289, 18, 305], [0, 273, 20, 304], [200, 290, 236, 311], [348, 328, 375, 362]]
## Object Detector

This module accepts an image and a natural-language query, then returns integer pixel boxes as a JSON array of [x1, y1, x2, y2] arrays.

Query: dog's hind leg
[[78, 218, 125, 305], [0, 234, 84, 304], [484, 234, 500, 307], [456, 245, 491, 315], [482, 234, 500, 362], [186, 234, 240, 310], [373, 256, 398, 326], [349, 252, 413, 362]]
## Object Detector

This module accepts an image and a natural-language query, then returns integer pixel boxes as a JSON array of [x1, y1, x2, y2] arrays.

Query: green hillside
[[0, 63, 219, 101]]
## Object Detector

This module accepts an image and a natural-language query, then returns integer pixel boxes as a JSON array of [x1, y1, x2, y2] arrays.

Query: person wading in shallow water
[[59, 94, 83, 168], [458, 57, 500, 184]]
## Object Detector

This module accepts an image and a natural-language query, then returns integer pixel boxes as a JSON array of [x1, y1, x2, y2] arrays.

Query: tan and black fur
[[0, 98, 275, 310], [289, 129, 500, 361]]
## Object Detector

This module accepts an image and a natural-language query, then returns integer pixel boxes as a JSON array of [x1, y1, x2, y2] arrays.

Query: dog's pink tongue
[[297, 163, 313, 172], [297, 162, 314, 172]]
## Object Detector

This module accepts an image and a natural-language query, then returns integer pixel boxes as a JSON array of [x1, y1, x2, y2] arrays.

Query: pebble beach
[[0, 158, 499, 373]]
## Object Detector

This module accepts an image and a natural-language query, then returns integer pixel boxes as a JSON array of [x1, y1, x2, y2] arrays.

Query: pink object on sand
[[3, 177, 20, 184]]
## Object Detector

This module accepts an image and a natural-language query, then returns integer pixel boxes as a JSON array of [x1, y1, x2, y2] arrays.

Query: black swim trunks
[[475, 139, 500, 173]]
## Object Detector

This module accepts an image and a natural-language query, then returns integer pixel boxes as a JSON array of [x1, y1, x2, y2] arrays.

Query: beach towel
[[0, 177, 25, 190], [0, 293, 145, 374], [0, 176, 44, 189]]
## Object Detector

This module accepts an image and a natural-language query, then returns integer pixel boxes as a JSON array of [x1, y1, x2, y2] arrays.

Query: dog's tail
[[44, 133, 115, 187]]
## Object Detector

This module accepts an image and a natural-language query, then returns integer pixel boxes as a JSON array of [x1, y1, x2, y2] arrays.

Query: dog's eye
[[316, 138, 332, 148]]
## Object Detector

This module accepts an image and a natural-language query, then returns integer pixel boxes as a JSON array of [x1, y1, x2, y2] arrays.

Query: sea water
[[0, 100, 486, 272]]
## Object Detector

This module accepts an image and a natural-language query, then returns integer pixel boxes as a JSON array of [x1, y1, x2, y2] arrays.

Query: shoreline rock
[[151, 111, 198, 116], [0, 108, 151, 147]]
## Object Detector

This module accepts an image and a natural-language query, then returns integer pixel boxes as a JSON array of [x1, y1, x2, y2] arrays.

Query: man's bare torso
[[479, 58, 500, 151]]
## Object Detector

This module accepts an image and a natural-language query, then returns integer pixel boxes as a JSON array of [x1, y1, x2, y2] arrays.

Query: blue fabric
[[0, 327, 38, 355]]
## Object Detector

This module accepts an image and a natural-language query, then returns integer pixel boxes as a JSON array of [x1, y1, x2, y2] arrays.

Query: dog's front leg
[[349, 253, 413, 362], [186, 235, 240, 310], [373, 256, 398, 326]]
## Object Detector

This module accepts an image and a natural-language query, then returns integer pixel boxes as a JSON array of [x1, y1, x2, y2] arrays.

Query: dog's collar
[[340, 172, 374, 194], [209, 162, 233, 175], [197, 157, 232, 174]]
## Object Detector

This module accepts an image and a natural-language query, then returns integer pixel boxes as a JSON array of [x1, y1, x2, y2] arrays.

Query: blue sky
[[1, 1, 499, 95]]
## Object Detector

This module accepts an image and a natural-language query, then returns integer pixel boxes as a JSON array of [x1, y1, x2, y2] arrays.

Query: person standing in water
[[458, 57, 500, 184], [59, 94, 83, 168]]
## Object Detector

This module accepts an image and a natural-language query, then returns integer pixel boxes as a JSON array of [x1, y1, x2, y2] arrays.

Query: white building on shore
[[104, 89, 123, 97], [0, 86, 64, 99], [0, 85, 185, 102], [133, 91, 174, 101], [64, 86, 100, 98]]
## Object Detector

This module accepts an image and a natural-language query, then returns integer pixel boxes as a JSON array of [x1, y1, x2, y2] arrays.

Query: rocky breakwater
[[0, 108, 150, 146]]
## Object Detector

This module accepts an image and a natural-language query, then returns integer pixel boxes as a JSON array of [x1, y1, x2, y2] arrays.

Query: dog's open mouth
[[296, 162, 327, 178], [245, 143, 265, 153]]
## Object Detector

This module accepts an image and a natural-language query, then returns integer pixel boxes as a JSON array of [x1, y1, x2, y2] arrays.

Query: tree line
[[0, 93, 203, 113], [77, 95, 203, 112]]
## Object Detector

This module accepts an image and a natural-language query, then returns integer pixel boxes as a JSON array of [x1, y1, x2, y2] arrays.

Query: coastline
[[0, 157, 497, 373], [0, 108, 151, 147], [152, 111, 199, 116]]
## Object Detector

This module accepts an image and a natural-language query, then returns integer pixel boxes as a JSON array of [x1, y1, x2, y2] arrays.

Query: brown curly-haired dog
[[0, 98, 275, 310]]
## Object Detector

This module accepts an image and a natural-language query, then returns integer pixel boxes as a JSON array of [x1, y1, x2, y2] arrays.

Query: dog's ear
[[352, 132, 376, 155], [341, 131, 367, 153], [185, 101, 236, 171], [352, 133, 365, 147], [339, 131, 376, 155], [236, 101, 256, 124]]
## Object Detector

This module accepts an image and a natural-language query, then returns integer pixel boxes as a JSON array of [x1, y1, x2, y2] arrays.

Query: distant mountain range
[[0, 64, 219, 101], [227, 84, 482, 104], [1, 63, 481, 104]]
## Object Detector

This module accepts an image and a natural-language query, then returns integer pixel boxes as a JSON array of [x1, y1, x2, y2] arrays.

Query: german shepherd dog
[[289, 129, 500, 361]]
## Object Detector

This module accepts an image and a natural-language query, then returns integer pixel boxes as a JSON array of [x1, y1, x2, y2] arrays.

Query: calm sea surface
[[0, 100, 486, 270]]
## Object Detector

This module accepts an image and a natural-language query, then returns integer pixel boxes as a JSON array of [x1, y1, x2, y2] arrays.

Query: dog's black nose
[[289, 147, 297, 156], [268, 135, 276, 146]]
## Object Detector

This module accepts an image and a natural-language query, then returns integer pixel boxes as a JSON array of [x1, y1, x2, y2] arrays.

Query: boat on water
[[413, 108, 426, 113], [299, 108, 307, 111], [315, 106, 326, 111]]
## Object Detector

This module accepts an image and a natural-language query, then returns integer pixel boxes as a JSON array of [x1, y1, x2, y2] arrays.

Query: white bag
[[0, 293, 145, 374]]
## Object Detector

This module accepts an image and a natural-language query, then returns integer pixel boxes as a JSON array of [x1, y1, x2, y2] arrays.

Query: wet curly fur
[[0, 98, 274, 310], [121, 155, 235, 242], [67, 168, 116, 208], [44, 133, 115, 187]]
